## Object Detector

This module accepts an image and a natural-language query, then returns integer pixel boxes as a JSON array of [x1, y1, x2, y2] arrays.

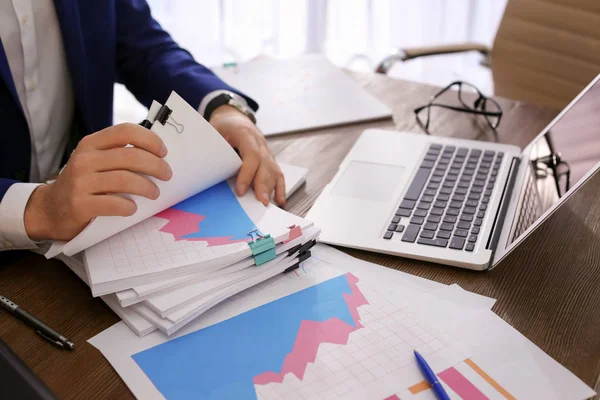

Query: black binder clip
[[139, 105, 184, 133]]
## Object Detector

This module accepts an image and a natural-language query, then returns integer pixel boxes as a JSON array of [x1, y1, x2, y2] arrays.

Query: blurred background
[[114, 0, 508, 123]]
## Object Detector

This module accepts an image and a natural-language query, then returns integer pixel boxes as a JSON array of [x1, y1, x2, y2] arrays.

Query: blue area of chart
[[132, 274, 354, 400], [173, 181, 256, 241]]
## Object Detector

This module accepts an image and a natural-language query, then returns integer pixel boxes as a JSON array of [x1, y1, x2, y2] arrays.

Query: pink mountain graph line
[[154, 208, 249, 246], [253, 273, 368, 385]]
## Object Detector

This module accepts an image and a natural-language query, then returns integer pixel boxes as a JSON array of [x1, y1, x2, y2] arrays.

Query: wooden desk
[[1, 72, 599, 399]]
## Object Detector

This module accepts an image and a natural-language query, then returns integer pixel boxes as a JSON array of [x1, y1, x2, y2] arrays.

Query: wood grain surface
[[1, 71, 599, 399]]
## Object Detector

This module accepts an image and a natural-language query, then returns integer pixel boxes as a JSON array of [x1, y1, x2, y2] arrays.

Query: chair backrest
[[492, 0, 600, 109]]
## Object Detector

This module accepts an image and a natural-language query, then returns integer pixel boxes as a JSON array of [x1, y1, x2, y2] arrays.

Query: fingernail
[[263, 192, 270, 204], [238, 183, 248, 194], [159, 143, 168, 157], [165, 163, 173, 179], [154, 186, 160, 199]]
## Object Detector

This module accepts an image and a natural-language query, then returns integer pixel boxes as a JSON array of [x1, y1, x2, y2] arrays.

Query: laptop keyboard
[[383, 144, 503, 251]]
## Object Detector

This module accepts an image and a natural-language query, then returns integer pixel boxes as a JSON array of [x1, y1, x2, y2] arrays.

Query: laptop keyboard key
[[400, 199, 416, 209], [424, 154, 438, 162], [424, 222, 438, 231], [468, 193, 481, 201], [446, 208, 459, 216], [449, 201, 462, 209], [449, 236, 466, 250], [396, 208, 412, 217], [417, 202, 430, 210], [404, 168, 431, 201], [421, 160, 435, 168], [471, 226, 480, 234], [454, 229, 468, 237], [466, 199, 478, 207], [440, 187, 453, 195], [430, 176, 442, 183], [479, 204, 488, 211], [455, 187, 468, 195], [411, 216, 425, 225], [457, 221, 471, 230], [466, 243, 475, 252], [388, 223, 397, 231], [468, 235, 478, 243], [437, 194, 450, 202], [417, 237, 448, 248], [427, 182, 440, 190], [420, 230, 435, 239], [396, 225, 405, 233], [392, 216, 401, 223], [429, 144, 442, 150], [474, 218, 483, 226], [421, 195, 434, 203], [383, 231, 393, 239], [414, 209, 427, 217], [424, 188, 437, 196], [430, 207, 444, 216], [434, 201, 448, 209], [477, 211, 485, 219], [452, 194, 465, 202], [440, 223, 454, 231], [460, 214, 474, 222], [401, 224, 421, 243], [427, 215, 441, 223], [463, 206, 476, 214], [443, 215, 457, 224], [437, 230, 451, 239]]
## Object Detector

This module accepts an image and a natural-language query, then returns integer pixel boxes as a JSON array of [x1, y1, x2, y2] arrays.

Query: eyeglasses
[[534, 153, 571, 197], [414, 81, 503, 134]]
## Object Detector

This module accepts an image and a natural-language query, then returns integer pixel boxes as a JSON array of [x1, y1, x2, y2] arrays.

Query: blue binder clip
[[247, 229, 276, 266]]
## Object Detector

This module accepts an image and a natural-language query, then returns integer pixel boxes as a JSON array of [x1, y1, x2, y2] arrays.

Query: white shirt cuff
[[198, 90, 249, 119], [0, 183, 41, 251]]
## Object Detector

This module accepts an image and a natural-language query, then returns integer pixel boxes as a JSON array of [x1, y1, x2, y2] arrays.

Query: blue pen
[[414, 350, 451, 400]]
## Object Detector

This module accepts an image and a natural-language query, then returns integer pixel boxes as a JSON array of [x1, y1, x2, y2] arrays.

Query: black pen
[[0, 295, 75, 350]]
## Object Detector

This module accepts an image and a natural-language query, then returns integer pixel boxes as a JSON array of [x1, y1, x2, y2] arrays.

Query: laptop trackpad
[[332, 161, 405, 202]]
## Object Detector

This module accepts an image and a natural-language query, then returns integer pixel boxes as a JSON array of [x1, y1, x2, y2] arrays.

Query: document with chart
[[89, 245, 595, 400]]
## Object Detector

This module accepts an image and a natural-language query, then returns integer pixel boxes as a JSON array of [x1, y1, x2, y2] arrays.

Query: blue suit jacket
[[0, 0, 256, 201]]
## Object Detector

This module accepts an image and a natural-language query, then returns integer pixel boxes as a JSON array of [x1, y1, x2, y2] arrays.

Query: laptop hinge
[[485, 156, 521, 268]]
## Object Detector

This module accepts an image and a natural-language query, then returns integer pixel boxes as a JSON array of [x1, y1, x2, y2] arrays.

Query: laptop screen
[[506, 77, 600, 247]]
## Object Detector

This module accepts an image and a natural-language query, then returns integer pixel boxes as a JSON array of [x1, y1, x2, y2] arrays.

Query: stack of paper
[[89, 245, 595, 399], [50, 92, 320, 336]]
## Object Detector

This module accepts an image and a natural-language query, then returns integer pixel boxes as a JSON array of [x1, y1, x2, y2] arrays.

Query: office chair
[[375, 0, 600, 110]]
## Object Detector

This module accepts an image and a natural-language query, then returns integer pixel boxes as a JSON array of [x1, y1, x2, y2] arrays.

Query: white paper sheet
[[114, 228, 309, 307], [57, 254, 156, 336], [48, 92, 242, 257]]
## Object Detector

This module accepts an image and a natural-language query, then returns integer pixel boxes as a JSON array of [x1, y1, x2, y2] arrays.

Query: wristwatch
[[204, 92, 256, 124]]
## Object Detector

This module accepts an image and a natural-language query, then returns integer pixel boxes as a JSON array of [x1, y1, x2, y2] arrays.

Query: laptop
[[307, 74, 600, 270]]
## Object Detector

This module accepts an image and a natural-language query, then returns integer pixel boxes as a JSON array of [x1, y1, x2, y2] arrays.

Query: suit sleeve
[[114, 0, 257, 112]]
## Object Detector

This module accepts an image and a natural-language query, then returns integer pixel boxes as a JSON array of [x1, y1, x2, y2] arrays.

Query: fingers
[[252, 164, 279, 206], [78, 123, 168, 158], [92, 147, 173, 181], [86, 195, 138, 217], [236, 145, 261, 196], [275, 175, 286, 206], [87, 171, 160, 200]]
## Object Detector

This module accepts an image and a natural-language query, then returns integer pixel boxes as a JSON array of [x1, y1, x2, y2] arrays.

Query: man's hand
[[24, 123, 172, 242], [209, 105, 285, 207]]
